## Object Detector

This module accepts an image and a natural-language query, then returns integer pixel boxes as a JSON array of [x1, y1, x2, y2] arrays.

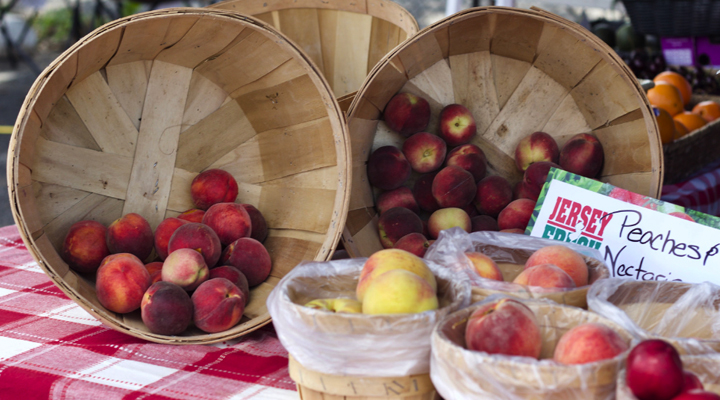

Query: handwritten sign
[[527, 173, 720, 283]]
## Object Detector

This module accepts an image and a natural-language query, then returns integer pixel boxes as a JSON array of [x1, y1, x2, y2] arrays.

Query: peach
[[465, 252, 503, 281], [428, 207, 471, 239], [683, 372, 704, 393], [357, 248, 436, 302], [474, 175, 513, 218], [154, 217, 188, 260], [168, 223, 222, 268], [471, 215, 499, 232], [446, 144, 487, 182], [61, 220, 110, 274], [514, 131, 560, 171], [512, 264, 576, 289], [177, 209, 205, 223], [239, 204, 268, 243], [501, 228, 525, 234], [465, 298, 541, 358], [462, 203, 479, 218], [367, 146, 412, 191], [209, 265, 250, 306], [220, 237, 272, 287], [100, 253, 143, 268], [162, 248, 209, 291], [608, 187, 647, 206], [383, 92, 431, 137], [107, 213, 154, 262], [145, 261, 164, 284], [96, 253, 151, 314], [361, 269, 438, 314], [627, 339, 684, 400], [670, 211, 695, 222], [498, 199, 536, 231], [523, 161, 559, 194], [439, 104, 477, 146], [554, 322, 628, 364], [377, 207, 423, 248], [394, 232, 431, 257], [140, 281, 193, 335], [674, 392, 720, 400], [432, 166, 477, 208], [191, 169, 239, 210], [514, 181, 541, 201], [202, 203, 252, 246], [305, 298, 362, 313], [525, 245, 588, 287], [377, 187, 420, 215], [192, 278, 245, 333], [402, 132, 447, 173], [413, 172, 440, 212], [559, 133, 604, 178]]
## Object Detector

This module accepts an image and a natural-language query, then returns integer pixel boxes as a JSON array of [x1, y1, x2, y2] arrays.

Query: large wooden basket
[[208, 0, 419, 101], [343, 6, 664, 257], [7, 9, 350, 344]]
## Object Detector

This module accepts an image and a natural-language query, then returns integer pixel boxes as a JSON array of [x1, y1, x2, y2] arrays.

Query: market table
[[0, 225, 296, 400]]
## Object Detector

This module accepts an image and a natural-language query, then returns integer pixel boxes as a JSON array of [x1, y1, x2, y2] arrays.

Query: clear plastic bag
[[430, 295, 632, 400], [266, 257, 471, 377], [588, 277, 720, 355]]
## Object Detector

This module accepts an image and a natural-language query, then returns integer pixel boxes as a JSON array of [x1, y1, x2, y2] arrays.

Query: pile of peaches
[[370, 92, 604, 257], [61, 169, 272, 336]]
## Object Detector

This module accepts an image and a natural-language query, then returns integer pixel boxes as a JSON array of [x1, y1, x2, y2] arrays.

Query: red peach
[[154, 217, 188, 260], [377, 187, 420, 215], [220, 238, 272, 287], [191, 169, 239, 210], [514, 181, 541, 201], [559, 133, 604, 178], [145, 261, 164, 284], [627, 339, 684, 400], [446, 144, 487, 182], [465, 252, 503, 281], [501, 228, 525, 234], [608, 187, 647, 206], [428, 208, 471, 239], [471, 215, 499, 232], [192, 278, 245, 333], [497, 199, 536, 231], [383, 93, 431, 137], [514, 131, 560, 171], [553, 323, 628, 364], [523, 161, 560, 194], [202, 203, 252, 246], [106, 213, 154, 262], [239, 204, 268, 243], [432, 166, 477, 208], [439, 104, 477, 146], [465, 298, 542, 358], [367, 146, 412, 191], [402, 132, 447, 173], [394, 233, 431, 257], [512, 264, 576, 289], [100, 253, 144, 268], [141, 281, 193, 335], [177, 209, 205, 223], [682, 371, 704, 393], [462, 203, 479, 218], [525, 245, 588, 287], [413, 173, 440, 212], [670, 212, 695, 222], [96, 253, 151, 314], [62, 220, 110, 274], [474, 175, 513, 218], [209, 265, 250, 306], [161, 248, 209, 291], [377, 207, 423, 248], [168, 223, 222, 268], [673, 392, 720, 400]]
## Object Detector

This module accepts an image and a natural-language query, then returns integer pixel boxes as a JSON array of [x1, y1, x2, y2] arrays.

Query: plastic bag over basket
[[588, 278, 720, 354], [266, 257, 471, 377]]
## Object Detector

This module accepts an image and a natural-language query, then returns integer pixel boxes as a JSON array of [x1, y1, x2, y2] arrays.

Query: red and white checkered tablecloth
[[662, 159, 720, 217], [0, 225, 297, 400]]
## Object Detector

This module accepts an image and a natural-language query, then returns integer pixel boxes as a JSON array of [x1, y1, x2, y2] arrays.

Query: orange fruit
[[654, 71, 693, 106], [674, 111, 707, 133], [647, 82, 684, 116], [674, 120, 689, 139], [692, 101, 720, 122], [653, 106, 675, 144]]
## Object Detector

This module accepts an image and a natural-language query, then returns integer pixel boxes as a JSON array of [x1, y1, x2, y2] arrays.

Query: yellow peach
[[362, 270, 439, 315], [357, 249, 436, 302]]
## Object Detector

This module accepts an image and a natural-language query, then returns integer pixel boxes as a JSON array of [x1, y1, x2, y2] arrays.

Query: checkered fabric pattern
[[662, 159, 720, 217], [0, 225, 297, 400]]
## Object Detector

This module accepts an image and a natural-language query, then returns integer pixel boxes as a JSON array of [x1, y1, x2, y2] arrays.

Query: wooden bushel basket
[[208, 0, 419, 105], [7, 9, 351, 344], [616, 354, 720, 399], [432, 301, 633, 399], [343, 6, 664, 257]]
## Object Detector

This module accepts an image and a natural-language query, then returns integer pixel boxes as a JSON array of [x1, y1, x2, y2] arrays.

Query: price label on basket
[[526, 168, 720, 284]]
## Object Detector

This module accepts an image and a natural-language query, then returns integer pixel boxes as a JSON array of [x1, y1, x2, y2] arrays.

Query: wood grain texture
[[331, 11, 373, 97], [166, 167, 196, 213], [181, 71, 229, 133], [277, 9, 324, 74], [571, 62, 640, 129], [595, 119, 652, 176], [492, 55, 531, 110], [106, 60, 152, 130], [398, 33, 445, 79], [491, 13, 543, 63], [33, 53, 77, 123], [41, 96, 100, 151], [32, 182, 91, 226], [74, 27, 122, 86], [261, 166, 339, 190], [542, 94, 593, 142], [266, 236, 322, 279], [108, 15, 198, 66], [362, 54, 408, 115], [42, 194, 124, 251], [448, 13, 495, 55], [535, 23, 603, 90], [367, 17, 402, 74], [229, 59, 308, 99], [600, 172, 653, 196], [259, 186, 335, 233], [450, 52, 499, 137]]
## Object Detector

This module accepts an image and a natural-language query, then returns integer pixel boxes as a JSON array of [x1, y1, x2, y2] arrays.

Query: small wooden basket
[[343, 6, 664, 257], [7, 9, 351, 344], [432, 300, 633, 399], [208, 0, 419, 101], [616, 354, 720, 399]]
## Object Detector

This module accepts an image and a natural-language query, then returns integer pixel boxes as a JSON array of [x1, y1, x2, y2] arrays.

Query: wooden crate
[[208, 0, 419, 100], [342, 6, 664, 257], [7, 9, 351, 344]]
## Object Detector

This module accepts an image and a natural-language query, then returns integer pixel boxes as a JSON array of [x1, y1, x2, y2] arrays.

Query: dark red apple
[[627, 339, 684, 400]]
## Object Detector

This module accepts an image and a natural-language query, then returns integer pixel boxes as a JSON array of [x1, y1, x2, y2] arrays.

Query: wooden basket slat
[[534, 24, 602, 90], [397, 34, 445, 80], [32, 137, 133, 199], [406, 60, 455, 109], [447, 14, 494, 56], [33, 182, 91, 226], [329, 11, 373, 97], [42, 194, 124, 250], [258, 186, 335, 233], [73, 27, 122, 88], [181, 71, 229, 132], [17, 113, 41, 174], [367, 17, 402, 74], [349, 165, 374, 211], [362, 55, 407, 117], [449, 52, 499, 136], [266, 237, 323, 280], [252, 11, 274, 27], [176, 99, 257, 173], [228, 59, 307, 99], [32, 55, 77, 123], [121, 61, 192, 230], [66, 71, 139, 157], [349, 118, 378, 167], [108, 16, 197, 66], [316, 9, 338, 90], [41, 96, 101, 151], [492, 55, 530, 111], [541, 94, 593, 139], [277, 9, 324, 75], [213, 0, 367, 15], [165, 167, 196, 213], [16, 185, 44, 239], [490, 14, 544, 63], [106, 61, 153, 130], [267, 228, 327, 244], [600, 172, 654, 194], [594, 119, 653, 176], [155, 17, 246, 69], [261, 165, 339, 189], [570, 62, 640, 130]]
